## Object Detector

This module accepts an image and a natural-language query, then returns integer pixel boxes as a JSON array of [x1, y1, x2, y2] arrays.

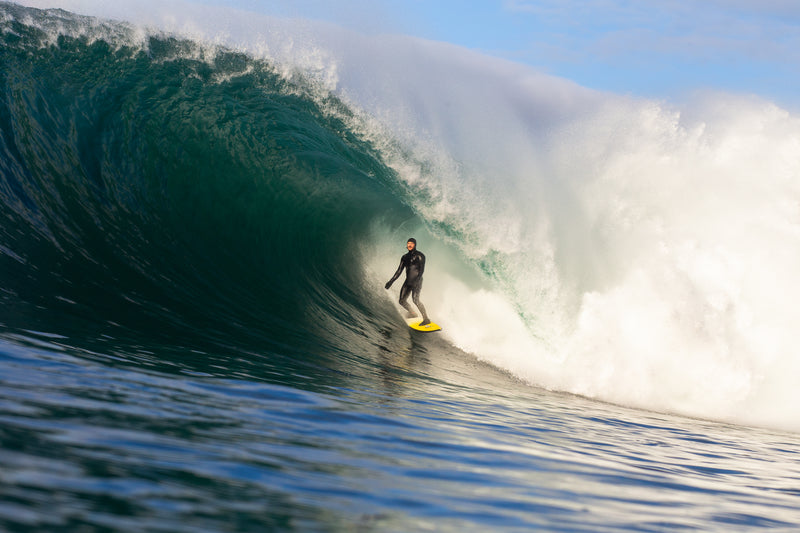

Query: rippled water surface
[[2, 4, 800, 531], [2, 334, 799, 532]]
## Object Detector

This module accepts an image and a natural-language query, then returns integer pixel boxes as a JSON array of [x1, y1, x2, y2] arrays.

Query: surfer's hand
[[385, 281, 392, 289]]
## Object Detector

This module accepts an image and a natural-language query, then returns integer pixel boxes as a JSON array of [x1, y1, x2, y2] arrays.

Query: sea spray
[[321, 25, 800, 431]]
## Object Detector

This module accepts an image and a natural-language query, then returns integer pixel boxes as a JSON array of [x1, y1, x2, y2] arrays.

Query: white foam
[[334, 33, 800, 432]]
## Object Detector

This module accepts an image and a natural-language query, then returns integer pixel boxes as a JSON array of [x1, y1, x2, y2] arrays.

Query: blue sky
[[188, 0, 800, 108]]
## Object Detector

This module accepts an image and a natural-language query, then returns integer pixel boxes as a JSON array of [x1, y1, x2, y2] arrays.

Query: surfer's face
[[407, 241, 415, 251]]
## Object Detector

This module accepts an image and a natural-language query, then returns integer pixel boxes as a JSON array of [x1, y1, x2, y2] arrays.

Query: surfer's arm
[[385, 260, 405, 289]]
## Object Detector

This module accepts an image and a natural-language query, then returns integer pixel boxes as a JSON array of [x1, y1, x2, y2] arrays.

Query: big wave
[[3, 1, 800, 432]]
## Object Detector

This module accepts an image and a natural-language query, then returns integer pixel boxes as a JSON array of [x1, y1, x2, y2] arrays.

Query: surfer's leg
[[398, 284, 417, 318], [412, 282, 430, 325]]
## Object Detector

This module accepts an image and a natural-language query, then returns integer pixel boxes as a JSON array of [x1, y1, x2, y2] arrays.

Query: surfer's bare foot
[[419, 319, 431, 326], [406, 312, 418, 318]]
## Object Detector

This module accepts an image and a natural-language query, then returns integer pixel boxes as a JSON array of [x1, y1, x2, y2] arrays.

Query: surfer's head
[[407, 238, 416, 251]]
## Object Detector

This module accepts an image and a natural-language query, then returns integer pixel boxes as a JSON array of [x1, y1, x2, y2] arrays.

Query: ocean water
[[2, 2, 800, 531]]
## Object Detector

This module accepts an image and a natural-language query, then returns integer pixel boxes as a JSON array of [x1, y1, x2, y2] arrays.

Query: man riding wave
[[385, 238, 430, 326]]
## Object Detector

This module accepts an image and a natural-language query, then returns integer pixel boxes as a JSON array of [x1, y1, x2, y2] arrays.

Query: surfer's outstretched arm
[[385, 261, 404, 289]]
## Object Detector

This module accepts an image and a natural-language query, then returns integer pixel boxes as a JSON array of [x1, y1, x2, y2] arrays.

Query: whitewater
[[3, 1, 800, 531]]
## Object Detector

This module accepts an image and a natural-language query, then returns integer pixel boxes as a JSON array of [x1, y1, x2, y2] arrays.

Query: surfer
[[385, 238, 431, 326]]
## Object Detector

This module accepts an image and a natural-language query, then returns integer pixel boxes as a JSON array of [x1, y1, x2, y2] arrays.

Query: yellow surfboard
[[405, 317, 442, 332]]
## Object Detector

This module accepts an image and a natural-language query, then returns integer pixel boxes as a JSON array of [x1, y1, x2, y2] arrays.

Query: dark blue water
[[2, 3, 800, 531], [4, 332, 800, 532]]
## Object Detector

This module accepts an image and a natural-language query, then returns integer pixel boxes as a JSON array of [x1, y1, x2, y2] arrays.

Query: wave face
[[0, 3, 415, 384], [3, 2, 800, 431]]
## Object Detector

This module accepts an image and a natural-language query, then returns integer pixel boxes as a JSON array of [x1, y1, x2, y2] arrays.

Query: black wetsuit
[[385, 249, 429, 323]]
